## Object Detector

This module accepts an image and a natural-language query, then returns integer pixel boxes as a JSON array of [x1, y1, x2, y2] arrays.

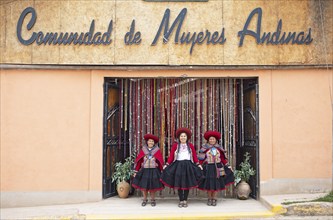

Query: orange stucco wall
[[0, 69, 332, 194], [271, 70, 332, 179], [0, 70, 92, 190]]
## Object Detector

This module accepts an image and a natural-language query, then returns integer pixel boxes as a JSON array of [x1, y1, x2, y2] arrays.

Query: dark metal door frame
[[102, 79, 120, 198], [255, 82, 260, 199], [238, 78, 260, 199]]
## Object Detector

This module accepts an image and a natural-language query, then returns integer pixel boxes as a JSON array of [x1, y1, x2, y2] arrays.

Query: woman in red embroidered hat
[[132, 134, 164, 207], [160, 127, 203, 208], [198, 130, 234, 206]]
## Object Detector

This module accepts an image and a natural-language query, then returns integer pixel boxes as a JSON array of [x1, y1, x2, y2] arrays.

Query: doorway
[[102, 79, 130, 198], [102, 77, 259, 199], [237, 79, 259, 199]]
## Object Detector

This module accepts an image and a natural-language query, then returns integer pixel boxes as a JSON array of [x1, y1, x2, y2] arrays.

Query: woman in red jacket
[[198, 131, 234, 206], [160, 128, 203, 208], [132, 134, 164, 207]]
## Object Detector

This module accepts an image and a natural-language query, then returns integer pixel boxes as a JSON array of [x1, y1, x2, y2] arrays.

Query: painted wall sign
[[238, 8, 312, 46], [16, 6, 313, 55], [17, 7, 113, 46], [151, 8, 226, 54], [143, 0, 208, 2]]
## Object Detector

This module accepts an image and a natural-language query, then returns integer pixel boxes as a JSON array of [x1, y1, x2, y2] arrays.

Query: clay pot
[[117, 181, 130, 198], [236, 180, 251, 200]]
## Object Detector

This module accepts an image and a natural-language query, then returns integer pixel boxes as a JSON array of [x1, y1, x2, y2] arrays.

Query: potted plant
[[234, 152, 256, 200], [112, 155, 135, 198]]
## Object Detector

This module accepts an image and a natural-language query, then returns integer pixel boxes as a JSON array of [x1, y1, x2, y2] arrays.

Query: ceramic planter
[[117, 181, 130, 198], [236, 180, 251, 200]]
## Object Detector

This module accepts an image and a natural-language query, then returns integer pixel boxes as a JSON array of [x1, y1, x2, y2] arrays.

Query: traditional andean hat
[[144, 134, 159, 143], [204, 130, 221, 141], [175, 127, 192, 140]]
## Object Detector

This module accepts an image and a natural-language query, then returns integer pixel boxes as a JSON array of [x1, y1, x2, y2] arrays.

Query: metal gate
[[102, 79, 129, 198], [237, 78, 259, 199]]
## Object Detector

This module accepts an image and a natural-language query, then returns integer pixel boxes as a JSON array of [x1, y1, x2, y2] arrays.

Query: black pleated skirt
[[160, 160, 203, 190], [198, 163, 235, 192], [132, 168, 164, 192]]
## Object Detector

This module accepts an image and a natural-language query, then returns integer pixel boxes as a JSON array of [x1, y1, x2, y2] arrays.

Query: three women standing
[[160, 128, 203, 208], [132, 129, 234, 207]]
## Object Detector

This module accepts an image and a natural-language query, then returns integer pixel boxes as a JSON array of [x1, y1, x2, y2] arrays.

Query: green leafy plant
[[111, 155, 135, 184], [234, 152, 256, 186]]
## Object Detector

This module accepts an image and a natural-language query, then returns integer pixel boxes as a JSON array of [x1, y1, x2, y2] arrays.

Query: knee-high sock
[[178, 190, 184, 201], [183, 190, 189, 201]]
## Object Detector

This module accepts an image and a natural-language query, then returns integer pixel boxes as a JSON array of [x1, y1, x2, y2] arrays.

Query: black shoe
[[141, 199, 148, 206], [151, 200, 156, 207], [212, 199, 217, 206]]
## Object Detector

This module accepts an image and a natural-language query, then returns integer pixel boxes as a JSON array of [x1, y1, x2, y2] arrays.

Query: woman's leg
[[143, 190, 148, 200], [212, 191, 217, 206], [141, 191, 148, 206], [151, 191, 155, 200], [178, 190, 184, 207], [150, 191, 156, 206], [207, 191, 213, 205], [212, 191, 217, 200], [178, 189, 184, 201], [182, 190, 189, 207], [183, 190, 189, 200]]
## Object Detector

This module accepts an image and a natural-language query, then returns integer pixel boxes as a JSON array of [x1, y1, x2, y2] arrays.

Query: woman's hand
[[198, 164, 203, 170], [163, 163, 169, 170]]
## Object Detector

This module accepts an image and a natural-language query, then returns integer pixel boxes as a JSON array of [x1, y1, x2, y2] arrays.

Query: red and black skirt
[[198, 163, 234, 192], [160, 160, 203, 190], [132, 168, 164, 192]]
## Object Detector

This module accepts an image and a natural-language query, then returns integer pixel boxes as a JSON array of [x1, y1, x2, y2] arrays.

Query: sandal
[[182, 200, 188, 208], [141, 199, 148, 206], [151, 199, 156, 207], [178, 201, 183, 208], [212, 199, 217, 206], [207, 199, 212, 206]]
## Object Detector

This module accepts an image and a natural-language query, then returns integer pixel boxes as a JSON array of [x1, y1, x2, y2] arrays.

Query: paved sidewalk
[[1, 193, 331, 220], [1, 196, 273, 220]]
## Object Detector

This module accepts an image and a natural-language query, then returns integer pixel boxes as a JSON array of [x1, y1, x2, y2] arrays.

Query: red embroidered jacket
[[198, 144, 229, 165], [134, 146, 164, 171]]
